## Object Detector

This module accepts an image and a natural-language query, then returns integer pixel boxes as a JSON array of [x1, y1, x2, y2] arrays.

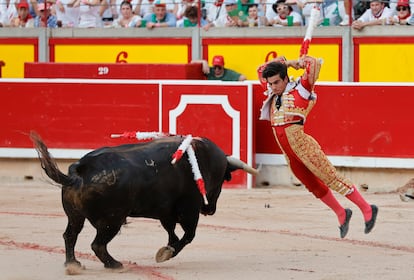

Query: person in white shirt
[[204, 0, 227, 29], [296, 0, 352, 26], [269, 0, 303, 26], [352, 0, 394, 30], [241, 3, 267, 26], [69, 0, 106, 28], [208, 0, 247, 28], [111, 0, 139, 19], [0, 0, 18, 27], [112, 0, 142, 27], [266, 0, 300, 22], [55, 0, 81, 27]]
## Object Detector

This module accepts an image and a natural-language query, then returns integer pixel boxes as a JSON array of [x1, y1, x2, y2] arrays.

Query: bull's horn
[[226, 156, 259, 175]]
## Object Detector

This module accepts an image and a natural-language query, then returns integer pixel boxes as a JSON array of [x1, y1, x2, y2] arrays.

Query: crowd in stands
[[1, 0, 413, 28]]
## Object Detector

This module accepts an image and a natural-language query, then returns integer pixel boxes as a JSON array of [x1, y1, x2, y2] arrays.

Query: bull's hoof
[[105, 263, 128, 273], [400, 193, 414, 202], [400, 193, 409, 202], [65, 262, 85, 275], [155, 246, 174, 263], [104, 261, 123, 269]]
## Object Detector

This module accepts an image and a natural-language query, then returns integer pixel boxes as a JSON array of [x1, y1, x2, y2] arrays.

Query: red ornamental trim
[[196, 178, 208, 205], [172, 150, 184, 163]]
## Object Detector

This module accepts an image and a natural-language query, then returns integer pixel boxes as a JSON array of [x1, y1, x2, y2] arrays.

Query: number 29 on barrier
[[97, 66, 109, 75]]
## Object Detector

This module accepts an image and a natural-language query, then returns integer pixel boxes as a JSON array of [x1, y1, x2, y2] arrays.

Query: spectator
[[223, 0, 247, 27], [111, 0, 139, 20], [269, 0, 303, 26], [176, 5, 208, 27], [134, 0, 155, 17], [10, 1, 34, 27], [55, 0, 80, 27], [69, 0, 107, 28], [266, 0, 300, 23], [388, 0, 403, 11], [0, 0, 18, 27], [238, 0, 268, 17], [389, 0, 411, 24], [338, 0, 353, 25], [297, 0, 316, 25], [176, 0, 194, 19], [136, 0, 175, 17], [34, 2, 58, 27], [391, 0, 414, 11], [353, 0, 370, 19], [143, 0, 177, 28], [112, 0, 142, 27], [98, 0, 110, 25], [27, 0, 38, 17], [238, 0, 254, 14], [137, 0, 176, 16], [204, 0, 227, 29], [205, 0, 244, 28], [100, 0, 114, 27], [255, 0, 267, 16], [408, 6, 414, 23], [192, 55, 247, 81], [351, 0, 394, 30], [297, 0, 349, 26], [241, 3, 267, 26]]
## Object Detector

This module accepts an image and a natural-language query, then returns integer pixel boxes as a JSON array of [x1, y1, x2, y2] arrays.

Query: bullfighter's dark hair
[[262, 62, 288, 80]]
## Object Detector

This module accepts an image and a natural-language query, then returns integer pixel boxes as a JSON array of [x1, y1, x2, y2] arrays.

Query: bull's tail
[[30, 131, 81, 188]]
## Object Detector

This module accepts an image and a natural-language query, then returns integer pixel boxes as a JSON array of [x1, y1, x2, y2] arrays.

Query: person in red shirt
[[257, 55, 378, 238]]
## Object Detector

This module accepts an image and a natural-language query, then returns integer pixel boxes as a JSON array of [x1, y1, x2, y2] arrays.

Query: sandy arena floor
[[1, 179, 413, 280]]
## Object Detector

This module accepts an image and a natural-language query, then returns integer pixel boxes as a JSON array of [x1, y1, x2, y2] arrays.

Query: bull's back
[[69, 138, 184, 186], [68, 136, 227, 218]]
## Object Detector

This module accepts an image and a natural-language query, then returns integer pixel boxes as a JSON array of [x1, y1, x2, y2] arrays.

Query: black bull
[[30, 132, 258, 269]]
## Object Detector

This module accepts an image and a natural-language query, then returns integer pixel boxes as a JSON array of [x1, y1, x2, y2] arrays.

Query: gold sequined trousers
[[272, 124, 354, 198]]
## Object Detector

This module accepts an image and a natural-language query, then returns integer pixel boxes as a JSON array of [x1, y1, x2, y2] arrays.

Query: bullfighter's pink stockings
[[319, 189, 346, 225], [346, 186, 372, 222]]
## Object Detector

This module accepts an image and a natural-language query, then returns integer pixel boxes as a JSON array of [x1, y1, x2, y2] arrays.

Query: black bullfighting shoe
[[364, 204, 378, 234], [339, 208, 352, 238]]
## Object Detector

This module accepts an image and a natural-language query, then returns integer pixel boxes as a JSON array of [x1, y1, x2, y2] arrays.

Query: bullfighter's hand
[[288, 59, 302, 70]]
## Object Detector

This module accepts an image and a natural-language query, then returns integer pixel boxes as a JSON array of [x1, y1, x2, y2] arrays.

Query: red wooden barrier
[[24, 63, 206, 80], [0, 79, 253, 188], [2, 79, 414, 186]]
